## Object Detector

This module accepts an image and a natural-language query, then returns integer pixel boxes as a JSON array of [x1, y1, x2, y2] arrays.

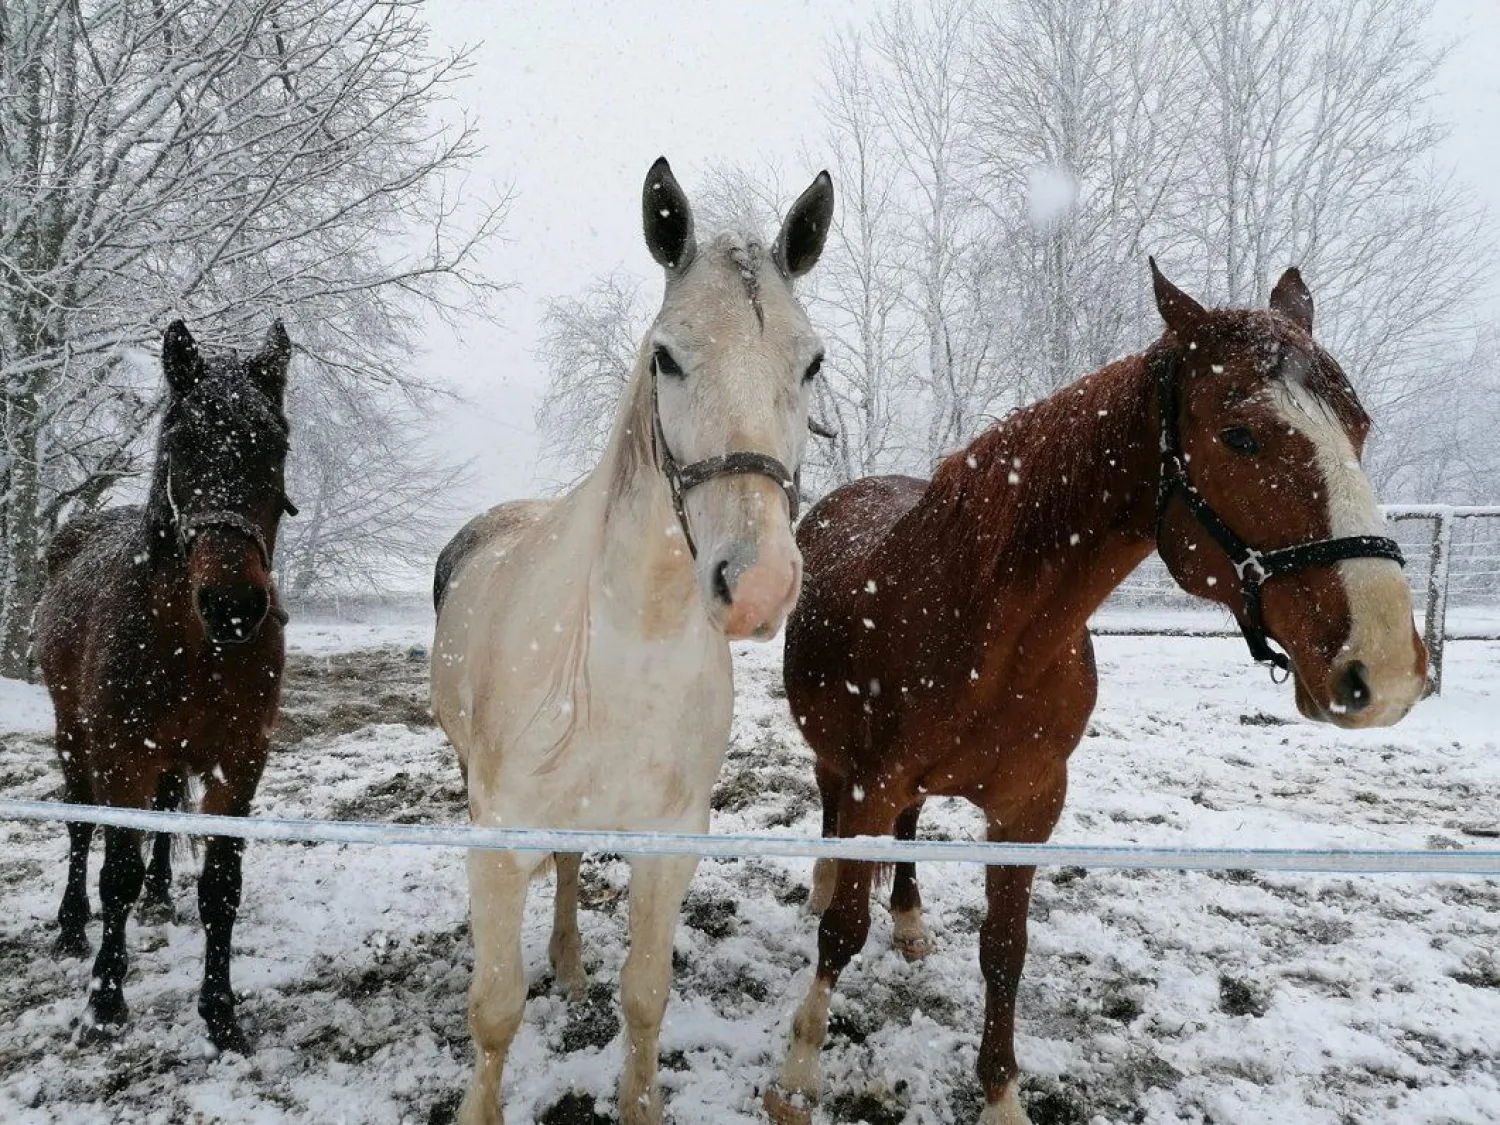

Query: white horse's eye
[[803, 353, 824, 383], [653, 346, 684, 377]]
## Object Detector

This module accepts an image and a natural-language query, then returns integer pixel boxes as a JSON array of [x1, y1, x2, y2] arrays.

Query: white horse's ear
[[773, 171, 834, 279], [643, 157, 696, 272]]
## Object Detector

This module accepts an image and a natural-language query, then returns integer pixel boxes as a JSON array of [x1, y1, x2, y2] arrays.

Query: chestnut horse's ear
[[162, 320, 201, 395], [642, 156, 696, 273], [1270, 267, 1314, 333], [773, 170, 835, 279], [1149, 257, 1208, 343], [251, 319, 292, 405]]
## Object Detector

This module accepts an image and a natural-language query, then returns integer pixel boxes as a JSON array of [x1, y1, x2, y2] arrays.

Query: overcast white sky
[[418, 0, 1500, 518]]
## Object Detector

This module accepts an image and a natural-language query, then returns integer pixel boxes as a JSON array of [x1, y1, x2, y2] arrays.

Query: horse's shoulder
[[434, 500, 553, 612], [45, 506, 141, 578]]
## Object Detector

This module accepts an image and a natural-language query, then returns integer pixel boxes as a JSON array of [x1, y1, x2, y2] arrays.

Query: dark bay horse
[[764, 263, 1426, 1124], [34, 320, 295, 1053]]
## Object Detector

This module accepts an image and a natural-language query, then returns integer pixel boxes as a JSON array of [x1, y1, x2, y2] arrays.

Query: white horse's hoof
[[763, 1084, 816, 1125], [457, 1089, 502, 1125]]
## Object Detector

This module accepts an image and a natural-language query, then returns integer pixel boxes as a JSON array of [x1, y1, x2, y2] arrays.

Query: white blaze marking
[[1268, 378, 1418, 719]]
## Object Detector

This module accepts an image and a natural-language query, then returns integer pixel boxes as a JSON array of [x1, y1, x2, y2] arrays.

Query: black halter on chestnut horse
[[764, 262, 1427, 1125], [34, 319, 296, 1053]]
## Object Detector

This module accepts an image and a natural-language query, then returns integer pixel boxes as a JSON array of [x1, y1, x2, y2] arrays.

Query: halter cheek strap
[[1153, 352, 1405, 677], [649, 369, 801, 559]]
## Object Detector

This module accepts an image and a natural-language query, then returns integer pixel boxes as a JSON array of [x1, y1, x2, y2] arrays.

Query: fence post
[[1422, 509, 1453, 696]]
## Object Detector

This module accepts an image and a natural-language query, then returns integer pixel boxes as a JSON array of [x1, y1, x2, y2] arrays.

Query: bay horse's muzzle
[[195, 582, 271, 645]]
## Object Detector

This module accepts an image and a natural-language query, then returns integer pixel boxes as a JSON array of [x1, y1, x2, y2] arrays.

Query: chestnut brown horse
[[34, 319, 295, 1053], [764, 263, 1426, 1124]]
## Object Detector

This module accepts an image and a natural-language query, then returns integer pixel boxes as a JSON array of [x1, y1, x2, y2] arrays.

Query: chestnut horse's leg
[[807, 761, 841, 915], [548, 852, 587, 1001], [974, 790, 1065, 1125], [53, 722, 94, 959], [619, 853, 698, 1125], [890, 800, 931, 960], [766, 794, 892, 1123], [196, 751, 266, 1054], [81, 824, 146, 1035], [459, 849, 538, 1125], [139, 768, 186, 924]]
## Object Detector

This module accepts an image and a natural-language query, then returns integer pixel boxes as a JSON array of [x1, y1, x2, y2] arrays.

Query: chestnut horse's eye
[[804, 353, 824, 383], [1219, 426, 1260, 455], [653, 346, 684, 377]]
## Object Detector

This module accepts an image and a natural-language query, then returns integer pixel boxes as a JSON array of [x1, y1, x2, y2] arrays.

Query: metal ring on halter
[[1151, 351, 1405, 677], [648, 369, 801, 559]]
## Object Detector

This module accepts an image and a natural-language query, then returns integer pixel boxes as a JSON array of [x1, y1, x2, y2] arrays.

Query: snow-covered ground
[[0, 625, 1497, 1124]]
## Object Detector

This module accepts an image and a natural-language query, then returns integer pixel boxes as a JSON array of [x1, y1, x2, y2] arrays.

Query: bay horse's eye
[[653, 347, 684, 378], [804, 353, 824, 383], [1219, 426, 1260, 455]]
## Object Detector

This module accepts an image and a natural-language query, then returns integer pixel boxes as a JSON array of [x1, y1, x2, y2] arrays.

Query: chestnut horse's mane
[[910, 312, 1367, 593], [911, 348, 1158, 588]]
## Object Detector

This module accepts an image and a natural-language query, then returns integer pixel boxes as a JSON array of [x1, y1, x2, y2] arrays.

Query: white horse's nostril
[[713, 559, 734, 605]]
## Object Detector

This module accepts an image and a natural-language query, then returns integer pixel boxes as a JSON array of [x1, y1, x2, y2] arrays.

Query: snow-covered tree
[[0, 0, 507, 673]]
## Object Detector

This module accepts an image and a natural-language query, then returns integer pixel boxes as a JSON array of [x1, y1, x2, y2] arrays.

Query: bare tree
[[1166, 0, 1489, 492], [276, 387, 472, 598], [804, 30, 920, 489], [0, 0, 508, 674], [866, 0, 1001, 459], [534, 270, 652, 480], [968, 0, 1197, 398]]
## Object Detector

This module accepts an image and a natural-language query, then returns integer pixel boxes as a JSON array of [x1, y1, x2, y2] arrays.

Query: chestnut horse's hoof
[[51, 929, 91, 960], [762, 1085, 816, 1125], [893, 931, 934, 961]]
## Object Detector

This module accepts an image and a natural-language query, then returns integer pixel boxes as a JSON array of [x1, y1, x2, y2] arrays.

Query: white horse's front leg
[[618, 853, 698, 1125], [549, 852, 587, 1001], [458, 849, 538, 1125]]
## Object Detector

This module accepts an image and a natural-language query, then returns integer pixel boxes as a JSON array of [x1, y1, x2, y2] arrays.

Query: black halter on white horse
[[648, 363, 800, 559], [1153, 351, 1405, 677]]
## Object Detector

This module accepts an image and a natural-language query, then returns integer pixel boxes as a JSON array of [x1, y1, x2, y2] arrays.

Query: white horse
[[431, 157, 834, 1125]]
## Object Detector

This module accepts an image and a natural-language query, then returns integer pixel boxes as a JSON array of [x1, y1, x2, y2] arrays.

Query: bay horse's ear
[[251, 319, 292, 404], [643, 156, 696, 273], [1269, 266, 1314, 334], [162, 320, 201, 395], [773, 170, 835, 279], [1149, 257, 1208, 343]]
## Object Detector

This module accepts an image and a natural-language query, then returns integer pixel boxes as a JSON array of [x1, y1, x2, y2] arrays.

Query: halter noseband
[[165, 457, 283, 572], [648, 367, 801, 559], [1153, 351, 1405, 678]]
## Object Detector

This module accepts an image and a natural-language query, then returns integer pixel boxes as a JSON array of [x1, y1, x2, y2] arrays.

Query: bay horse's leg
[[139, 768, 186, 924], [81, 824, 146, 1036], [807, 761, 840, 915], [766, 796, 891, 1124], [548, 852, 587, 1001], [890, 800, 931, 960], [619, 853, 698, 1125], [53, 724, 94, 959], [196, 752, 266, 1054], [458, 850, 536, 1125], [974, 791, 1065, 1125]]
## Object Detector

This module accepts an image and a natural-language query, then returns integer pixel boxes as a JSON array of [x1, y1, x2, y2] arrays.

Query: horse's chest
[[475, 631, 732, 830]]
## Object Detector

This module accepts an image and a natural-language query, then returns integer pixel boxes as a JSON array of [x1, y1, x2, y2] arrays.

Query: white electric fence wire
[[2, 800, 1497, 875]]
